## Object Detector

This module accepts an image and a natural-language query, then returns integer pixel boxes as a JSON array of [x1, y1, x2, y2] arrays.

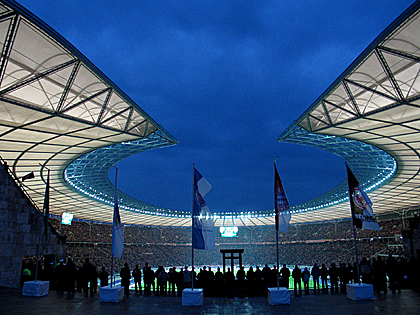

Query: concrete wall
[[0, 161, 65, 288]]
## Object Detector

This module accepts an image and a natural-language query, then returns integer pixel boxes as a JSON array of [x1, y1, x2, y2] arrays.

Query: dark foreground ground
[[1, 288, 419, 315]]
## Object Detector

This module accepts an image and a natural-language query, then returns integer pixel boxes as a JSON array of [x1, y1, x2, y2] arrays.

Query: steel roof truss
[[56, 61, 81, 114], [343, 80, 362, 116], [375, 48, 405, 101], [99, 106, 131, 126], [124, 107, 133, 132], [0, 58, 77, 97], [344, 78, 399, 103], [95, 88, 112, 125], [0, 14, 19, 86], [60, 87, 111, 115]]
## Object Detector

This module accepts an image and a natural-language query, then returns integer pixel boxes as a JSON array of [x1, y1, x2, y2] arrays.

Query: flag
[[22, 171, 34, 182], [112, 190, 124, 258], [346, 163, 381, 231], [274, 164, 291, 233], [192, 167, 215, 250], [43, 169, 50, 240]]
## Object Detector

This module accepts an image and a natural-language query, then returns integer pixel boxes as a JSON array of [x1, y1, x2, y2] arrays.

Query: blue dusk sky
[[18, 0, 415, 213]]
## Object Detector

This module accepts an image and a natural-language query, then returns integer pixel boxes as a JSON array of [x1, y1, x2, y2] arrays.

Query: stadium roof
[[0, 0, 183, 226], [1, 0, 420, 227], [278, 0, 420, 223]]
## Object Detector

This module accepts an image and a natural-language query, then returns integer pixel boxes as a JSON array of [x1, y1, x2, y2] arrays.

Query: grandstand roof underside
[[1, 0, 420, 227], [279, 1, 420, 224]]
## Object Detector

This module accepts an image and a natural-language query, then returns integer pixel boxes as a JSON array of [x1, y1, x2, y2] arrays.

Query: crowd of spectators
[[34, 216, 420, 297], [48, 216, 406, 273]]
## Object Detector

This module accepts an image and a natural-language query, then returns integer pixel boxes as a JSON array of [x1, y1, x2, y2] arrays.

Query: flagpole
[[276, 231, 279, 289], [352, 223, 361, 285], [274, 158, 280, 289], [345, 162, 362, 286], [111, 166, 118, 287], [191, 164, 195, 290], [35, 166, 49, 282], [34, 212, 43, 282]]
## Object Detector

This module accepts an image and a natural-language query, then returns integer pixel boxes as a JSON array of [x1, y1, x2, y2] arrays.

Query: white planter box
[[182, 288, 203, 306], [346, 283, 374, 301], [100, 286, 124, 303], [22, 281, 49, 297], [268, 287, 291, 305]]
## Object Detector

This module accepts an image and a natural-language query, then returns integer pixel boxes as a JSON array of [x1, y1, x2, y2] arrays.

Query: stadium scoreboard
[[61, 212, 74, 225], [219, 226, 238, 237]]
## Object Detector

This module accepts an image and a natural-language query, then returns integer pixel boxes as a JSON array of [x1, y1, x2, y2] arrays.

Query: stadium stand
[[50, 217, 405, 272]]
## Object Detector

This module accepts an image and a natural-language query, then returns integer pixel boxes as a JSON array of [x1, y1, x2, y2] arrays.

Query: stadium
[[0, 0, 420, 305]]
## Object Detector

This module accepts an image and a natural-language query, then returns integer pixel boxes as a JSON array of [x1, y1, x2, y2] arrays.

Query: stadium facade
[[1, 0, 420, 228]]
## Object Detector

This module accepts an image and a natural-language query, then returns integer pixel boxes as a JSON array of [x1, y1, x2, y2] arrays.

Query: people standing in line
[[132, 264, 142, 295], [386, 254, 399, 293], [329, 263, 339, 294], [262, 264, 271, 292], [311, 263, 320, 294], [375, 256, 388, 293], [183, 266, 192, 289], [207, 267, 215, 297], [120, 262, 131, 297], [270, 265, 279, 288], [82, 258, 96, 297], [55, 259, 66, 294], [158, 267, 169, 296], [360, 257, 372, 284], [66, 258, 77, 296], [98, 266, 109, 287], [339, 262, 349, 294], [76, 264, 83, 293], [320, 263, 328, 294], [225, 267, 235, 298], [155, 266, 163, 295], [236, 266, 246, 297], [177, 268, 184, 297], [246, 266, 256, 296], [255, 266, 263, 296], [149, 265, 156, 294], [143, 263, 152, 296], [168, 267, 177, 296], [214, 267, 224, 297], [280, 264, 290, 289], [292, 265, 302, 296], [302, 267, 310, 295]]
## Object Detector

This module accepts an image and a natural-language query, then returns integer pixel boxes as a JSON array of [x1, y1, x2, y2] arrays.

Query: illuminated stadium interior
[[1, 0, 420, 227]]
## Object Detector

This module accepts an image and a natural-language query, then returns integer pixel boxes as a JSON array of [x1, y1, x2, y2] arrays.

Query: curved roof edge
[[277, 0, 420, 223], [278, 0, 420, 137], [2, 0, 161, 129], [64, 130, 186, 217]]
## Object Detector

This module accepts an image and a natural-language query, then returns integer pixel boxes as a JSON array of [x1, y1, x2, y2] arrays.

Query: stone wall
[[0, 161, 66, 288]]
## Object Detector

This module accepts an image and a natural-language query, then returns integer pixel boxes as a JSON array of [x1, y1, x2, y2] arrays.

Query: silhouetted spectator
[[292, 265, 302, 296], [132, 264, 142, 294], [120, 262, 131, 297]]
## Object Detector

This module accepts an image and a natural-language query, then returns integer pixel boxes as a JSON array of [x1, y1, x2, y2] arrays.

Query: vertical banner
[[274, 164, 291, 233], [346, 163, 381, 231], [192, 167, 215, 250]]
